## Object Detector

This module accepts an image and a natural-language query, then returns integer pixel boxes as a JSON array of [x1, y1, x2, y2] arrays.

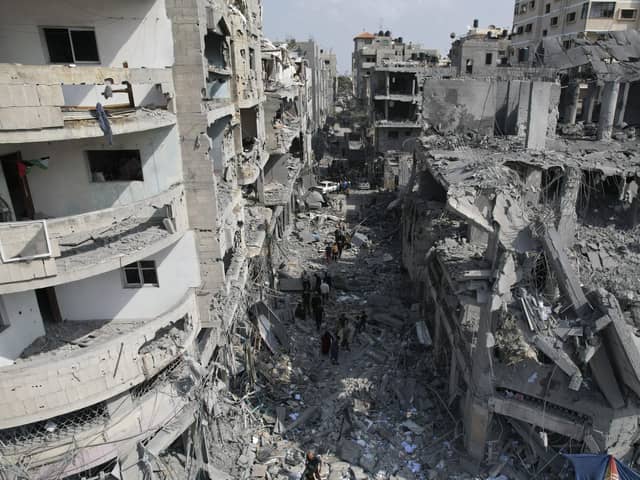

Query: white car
[[310, 181, 339, 195]]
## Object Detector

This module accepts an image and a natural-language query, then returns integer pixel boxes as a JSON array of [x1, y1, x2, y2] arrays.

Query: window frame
[[525, 23, 533, 32], [87, 150, 144, 183], [41, 26, 100, 64], [122, 261, 160, 288], [620, 8, 637, 20], [485, 52, 494, 65], [550, 16, 559, 26], [566, 11, 577, 23], [545, 3, 551, 13], [589, 1, 616, 18]]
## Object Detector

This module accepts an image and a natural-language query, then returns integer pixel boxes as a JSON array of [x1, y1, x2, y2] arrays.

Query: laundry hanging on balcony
[[95, 102, 113, 145]]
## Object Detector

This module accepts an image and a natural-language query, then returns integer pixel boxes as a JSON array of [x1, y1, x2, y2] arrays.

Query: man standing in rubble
[[302, 451, 322, 480], [320, 278, 330, 303], [312, 295, 324, 331]]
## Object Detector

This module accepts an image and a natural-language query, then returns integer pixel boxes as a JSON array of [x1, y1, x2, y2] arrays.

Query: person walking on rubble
[[302, 289, 311, 318], [320, 279, 330, 303], [337, 314, 351, 351], [357, 311, 367, 334], [302, 451, 322, 480], [330, 330, 340, 365], [324, 243, 332, 264], [324, 271, 332, 288], [312, 300, 324, 331], [331, 242, 339, 261], [321, 330, 332, 356]]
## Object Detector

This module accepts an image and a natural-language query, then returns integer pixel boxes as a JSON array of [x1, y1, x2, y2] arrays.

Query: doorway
[[1, 152, 34, 220], [35, 287, 63, 324]]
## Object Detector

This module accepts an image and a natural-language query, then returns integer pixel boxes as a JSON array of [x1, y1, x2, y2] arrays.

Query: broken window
[[466, 59, 473, 73], [620, 8, 637, 19], [516, 25, 524, 34], [563, 39, 573, 49], [566, 11, 577, 23], [87, 150, 143, 182], [590, 1, 616, 18], [485, 53, 493, 65], [545, 3, 551, 13], [43, 27, 99, 63], [550, 16, 559, 26], [543, 29, 548, 36], [525, 23, 533, 32], [123, 261, 159, 288]]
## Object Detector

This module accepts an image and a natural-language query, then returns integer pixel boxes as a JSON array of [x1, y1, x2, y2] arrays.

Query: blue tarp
[[565, 454, 640, 480]]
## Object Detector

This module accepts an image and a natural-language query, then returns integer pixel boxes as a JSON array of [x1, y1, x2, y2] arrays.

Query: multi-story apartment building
[[511, 0, 640, 64], [0, 1, 328, 478], [352, 31, 439, 102], [449, 21, 512, 75]]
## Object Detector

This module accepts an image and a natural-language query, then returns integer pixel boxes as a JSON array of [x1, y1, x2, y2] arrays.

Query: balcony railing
[[0, 290, 199, 430], [0, 185, 187, 293]]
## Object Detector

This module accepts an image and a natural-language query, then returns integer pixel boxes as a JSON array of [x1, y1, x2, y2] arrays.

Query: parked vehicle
[[310, 181, 340, 194], [357, 180, 370, 190]]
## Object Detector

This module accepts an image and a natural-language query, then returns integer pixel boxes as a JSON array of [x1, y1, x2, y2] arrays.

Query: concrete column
[[564, 80, 580, 125], [448, 350, 459, 403], [412, 78, 416, 97], [526, 82, 552, 150], [582, 83, 599, 123], [597, 80, 620, 141], [556, 166, 582, 245], [385, 71, 390, 96], [384, 99, 389, 120], [615, 82, 630, 127]]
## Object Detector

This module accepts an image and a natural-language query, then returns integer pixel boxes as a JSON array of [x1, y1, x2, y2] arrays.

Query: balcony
[[0, 64, 175, 144], [0, 185, 187, 294], [0, 290, 199, 430]]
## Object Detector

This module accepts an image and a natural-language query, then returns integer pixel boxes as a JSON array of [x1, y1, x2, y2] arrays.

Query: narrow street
[[241, 184, 467, 480]]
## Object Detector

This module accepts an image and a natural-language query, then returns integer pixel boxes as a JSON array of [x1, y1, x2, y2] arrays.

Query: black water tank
[[384, 30, 391, 37], [473, 19, 479, 28]]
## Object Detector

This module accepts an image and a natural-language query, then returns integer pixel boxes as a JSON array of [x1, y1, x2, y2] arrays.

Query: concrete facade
[[0, 1, 323, 478]]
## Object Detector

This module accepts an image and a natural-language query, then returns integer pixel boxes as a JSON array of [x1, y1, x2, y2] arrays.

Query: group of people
[[324, 223, 349, 264], [320, 311, 367, 365], [298, 271, 332, 330]]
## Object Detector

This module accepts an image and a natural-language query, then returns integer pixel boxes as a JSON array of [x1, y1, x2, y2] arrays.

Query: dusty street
[[239, 189, 471, 480]]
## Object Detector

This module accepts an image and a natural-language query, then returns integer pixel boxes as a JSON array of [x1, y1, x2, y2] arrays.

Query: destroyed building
[[449, 20, 512, 76], [511, 0, 640, 65], [0, 1, 331, 478], [400, 34, 640, 473]]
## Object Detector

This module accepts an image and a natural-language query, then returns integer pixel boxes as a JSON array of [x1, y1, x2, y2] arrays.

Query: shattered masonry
[[0, 0, 335, 479]]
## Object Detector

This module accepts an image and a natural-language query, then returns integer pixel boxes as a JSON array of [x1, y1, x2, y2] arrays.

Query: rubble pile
[[229, 191, 489, 479]]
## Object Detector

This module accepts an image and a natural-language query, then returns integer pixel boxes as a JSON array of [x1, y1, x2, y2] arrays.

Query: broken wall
[[422, 79, 497, 135], [0, 290, 45, 365]]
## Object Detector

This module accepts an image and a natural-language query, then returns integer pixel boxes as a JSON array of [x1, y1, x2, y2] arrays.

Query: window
[[123, 261, 159, 288], [249, 47, 255, 70], [543, 29, 548, 36], [485, 52, 494, 65], [545, 3, 551, 13], [517, 25, 525, 34], [525, 23, 533, 32], [530, 0, 536, 7], [43, 28, 99, 63], [520, 4, 528, 13], [620, 8, 637, 19], [581, 3, 589, 18], [551, 16, 559, 26], [567, 11, 577, 22], [518, 47, 529, 62], [88, 150, 143, 182], [563, 39, 573, 49], [590, 2, 616, 18], [388, 131, 399, 139]]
